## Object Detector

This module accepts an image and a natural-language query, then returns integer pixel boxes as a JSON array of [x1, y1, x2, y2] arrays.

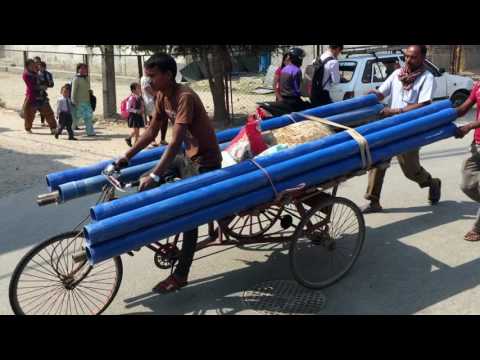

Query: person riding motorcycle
[[257, 47, 310, 118]]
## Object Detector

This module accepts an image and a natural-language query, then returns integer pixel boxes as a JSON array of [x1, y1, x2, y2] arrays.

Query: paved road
[[2, 112, 480, 315]]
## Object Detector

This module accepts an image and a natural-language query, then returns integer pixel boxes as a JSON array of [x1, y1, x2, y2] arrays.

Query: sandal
[[361, 202, 383, 214], [464, 230, 480, 242], [152, 275, 188, 294]]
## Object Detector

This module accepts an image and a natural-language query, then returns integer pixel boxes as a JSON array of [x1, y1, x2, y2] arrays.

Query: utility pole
[[101, 45, 117, 119]]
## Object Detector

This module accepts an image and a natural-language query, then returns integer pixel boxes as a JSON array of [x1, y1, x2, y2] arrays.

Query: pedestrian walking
[[55, 84, 77, 140], [125, 82, 145, 147], [361, 45, 442, 214]]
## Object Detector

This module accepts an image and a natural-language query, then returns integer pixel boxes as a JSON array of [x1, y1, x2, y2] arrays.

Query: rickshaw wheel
[[9, 231, 123, 315], [289, 197, 365, 290], [222, 204, 285, 240]]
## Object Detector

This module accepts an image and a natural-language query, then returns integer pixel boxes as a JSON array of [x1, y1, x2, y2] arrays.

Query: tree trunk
[[200, 46, 230, 126], [101, 45, 117, 119]]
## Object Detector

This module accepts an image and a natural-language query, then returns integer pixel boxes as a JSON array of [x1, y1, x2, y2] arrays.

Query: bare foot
[[464, 230, 480, 242]]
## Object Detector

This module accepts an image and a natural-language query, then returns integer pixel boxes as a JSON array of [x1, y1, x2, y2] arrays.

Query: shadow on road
[[122, 244, 292, 315], [0, 146, 91, 256], [118, 199, 480, 315]]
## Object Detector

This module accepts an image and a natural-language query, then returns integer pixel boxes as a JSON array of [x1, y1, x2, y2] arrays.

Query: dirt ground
[[0, 107, 154, 198], [0, 69, 277, 199]]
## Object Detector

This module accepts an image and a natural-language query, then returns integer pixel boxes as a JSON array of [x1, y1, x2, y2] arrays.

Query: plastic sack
[[225, 116, 268, 162], [256, 144, 290, 158]]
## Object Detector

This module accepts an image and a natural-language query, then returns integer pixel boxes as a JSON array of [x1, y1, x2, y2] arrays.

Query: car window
[[362, 61, 373, 83], [363, 57, 402, 84], [372, 62, 386, 82], [339, 61, 357, 83]]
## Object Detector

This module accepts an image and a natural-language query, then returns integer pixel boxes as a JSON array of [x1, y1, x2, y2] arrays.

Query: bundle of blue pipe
[[56, 102, 384, 202], [46, 94, 380, 193], [83, 100, 458, 265]]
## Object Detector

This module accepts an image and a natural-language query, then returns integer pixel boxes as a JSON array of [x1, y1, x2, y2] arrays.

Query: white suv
[[303, 51, 474, 107]]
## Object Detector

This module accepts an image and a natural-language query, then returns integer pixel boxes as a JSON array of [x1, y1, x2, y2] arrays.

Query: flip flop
[[361, 203, 383, 214]]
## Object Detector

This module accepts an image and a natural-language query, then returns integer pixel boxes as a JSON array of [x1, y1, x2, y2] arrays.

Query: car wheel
[[450, 90, 470, 107]]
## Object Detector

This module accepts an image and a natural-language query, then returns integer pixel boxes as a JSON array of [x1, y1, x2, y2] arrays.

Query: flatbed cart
[[9, 163, 374, 315]]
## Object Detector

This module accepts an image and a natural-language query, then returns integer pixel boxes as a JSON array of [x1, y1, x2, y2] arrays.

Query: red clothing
[[22, 70, 38, 102], [469, 82, 480, 143], [274, 67, 282, 92]]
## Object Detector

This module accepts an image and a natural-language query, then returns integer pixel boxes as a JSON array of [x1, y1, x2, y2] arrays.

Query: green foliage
[[132, 45, 290, 58]]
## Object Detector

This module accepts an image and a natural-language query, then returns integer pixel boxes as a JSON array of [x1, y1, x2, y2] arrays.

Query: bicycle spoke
[[78, 281, 117, 287], [57, 236, 72, 274], [21, 268, 59, 282], [17, 283, 61, 297], [76, 285, 111, 298], [70, 289, 81, 315], [332, 207, 354, 237], [36, 250, 65, 277], [29, 257, 59, 278], [55, 290, 68, 315], [258, 215, 265, 231], [27, 286, 65, 315], [82, 276, 117, 284], [75, 287, 103, 313], [45, 287, 64, 315], [238, 216, 250, 235], [333, 214, 358, 239], [335, 222, 359, 239], [84, 266, 116, 277], [49, 243, 68, 275], [71, 288, 90, 315]]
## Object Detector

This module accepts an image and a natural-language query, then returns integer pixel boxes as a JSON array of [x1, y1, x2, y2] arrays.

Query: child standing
[[125, 82, 145, 147], [55, 84, 77, 140], [71, 63, 96, 136]]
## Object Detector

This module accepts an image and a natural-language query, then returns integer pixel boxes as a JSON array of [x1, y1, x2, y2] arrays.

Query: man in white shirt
[[310, 45, 343, 106], [141, 70, 168, 146], [362, 45, 442, 213]]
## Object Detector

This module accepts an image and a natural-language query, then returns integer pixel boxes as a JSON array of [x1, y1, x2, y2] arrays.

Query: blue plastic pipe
[[46, 94, 379, 191], [91, 100, 452, 221], [85, 123, 458, 265], [57, 104, 383, 203], [216, 94, 380, 142], [57, 142, 230, 202], [84, 108, 457, 245]]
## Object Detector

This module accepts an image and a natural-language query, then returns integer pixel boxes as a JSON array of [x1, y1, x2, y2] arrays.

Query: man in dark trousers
[[361, 45, 442, 213], [115, 53, 222, 293]]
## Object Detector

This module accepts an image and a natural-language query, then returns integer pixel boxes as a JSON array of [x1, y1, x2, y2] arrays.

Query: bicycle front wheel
[[9, 231, 123, 315]]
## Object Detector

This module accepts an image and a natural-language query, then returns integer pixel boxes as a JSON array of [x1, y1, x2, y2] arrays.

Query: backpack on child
[[120, 95, 132, 120]]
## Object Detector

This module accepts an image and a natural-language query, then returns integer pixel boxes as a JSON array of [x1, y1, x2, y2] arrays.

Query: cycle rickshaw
[[9, 163, 368, 315]]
